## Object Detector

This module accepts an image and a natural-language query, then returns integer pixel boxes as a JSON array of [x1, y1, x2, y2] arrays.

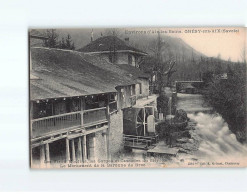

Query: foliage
[[43, 30, 75, 50], [57, 34, 75, 50], [173, 109, 188, 123], [203, 63, 246, 141], [157, 94, 169, 115], [65, 34, 75, 50], [43, 29, 59, 48]]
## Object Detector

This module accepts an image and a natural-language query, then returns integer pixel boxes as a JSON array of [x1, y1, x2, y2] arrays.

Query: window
[[130, 85, 135, 96], [33, 101, 53, 119], [110, 93, 116, 101], [139, 83, 142, 94], [135, 56, 139, 68]]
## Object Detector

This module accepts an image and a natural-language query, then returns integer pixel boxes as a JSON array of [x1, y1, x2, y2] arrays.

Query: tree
[[43, 29, 59, 48], [104, 28, 121, 36], [240, 46, 246, 65], [202, 71, 214, 86], [154, 32, 176, 93], [203, 62, 246, 142], [65, 34, 72, 49], [58, 37, 66, 49], [57, 34, 75, 50]]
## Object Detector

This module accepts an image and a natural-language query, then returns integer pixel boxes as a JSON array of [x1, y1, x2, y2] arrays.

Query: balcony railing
[[31, 107, 108, 139], [32, 111, 81, 139], [83, 107, 107, 126]]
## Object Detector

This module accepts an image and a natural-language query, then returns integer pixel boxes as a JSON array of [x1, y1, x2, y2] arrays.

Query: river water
[[176, 93, 247, 166]]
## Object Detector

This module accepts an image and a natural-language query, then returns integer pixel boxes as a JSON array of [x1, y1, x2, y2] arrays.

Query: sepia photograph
[[29, 27, 247, 169], [1, 0, 247, 193]]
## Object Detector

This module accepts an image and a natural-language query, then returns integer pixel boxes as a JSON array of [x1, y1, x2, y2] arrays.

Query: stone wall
[[136, 78, 149, 98], [90, 52, 140, 67], [108, 110, 124, 159], [94, 131, 107, 160], [117, 53, 129, 65]]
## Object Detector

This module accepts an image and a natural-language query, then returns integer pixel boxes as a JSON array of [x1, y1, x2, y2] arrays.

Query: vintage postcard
[[29, 27, 247, 168]]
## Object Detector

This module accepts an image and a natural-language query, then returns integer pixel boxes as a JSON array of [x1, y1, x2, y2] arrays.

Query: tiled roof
[[30, 47, 147, 101]]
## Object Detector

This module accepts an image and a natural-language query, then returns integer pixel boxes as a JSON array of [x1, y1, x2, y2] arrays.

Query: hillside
[[32, 29, 236, 82], [32, 29, 205, 61]]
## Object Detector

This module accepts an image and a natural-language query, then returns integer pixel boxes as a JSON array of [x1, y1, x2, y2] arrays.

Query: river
[[175, 93, 247, 166]]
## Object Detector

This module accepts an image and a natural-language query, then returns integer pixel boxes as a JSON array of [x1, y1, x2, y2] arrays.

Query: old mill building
[[30, 35, 158, 167]]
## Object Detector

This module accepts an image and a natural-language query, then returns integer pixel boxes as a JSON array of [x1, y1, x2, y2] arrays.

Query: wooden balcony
[[31, 107, 108, 139]]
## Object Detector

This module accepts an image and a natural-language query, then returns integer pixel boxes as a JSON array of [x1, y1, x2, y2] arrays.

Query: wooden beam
[[40, 145, 45, 166], [82, 135, 87, 163], [31, 125, 108, 148], [71, 139, 76, 162], [143, 108, 146, 136], [80, 111, 84, 127], [31, 125, 81, 143], [67, 125, 108, 140], [45, 143, 50, 163], [77, 137, 83, 162], [66, 138, 70, 163]]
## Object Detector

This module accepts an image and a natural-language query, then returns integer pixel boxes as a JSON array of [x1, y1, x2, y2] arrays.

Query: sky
[[123, 27, 246, 62], [55, 27, 246, 62], [173, 27, 246, 62]]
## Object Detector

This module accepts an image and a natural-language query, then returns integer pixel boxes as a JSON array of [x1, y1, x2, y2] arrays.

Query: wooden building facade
[[30, 46, 148, 167]]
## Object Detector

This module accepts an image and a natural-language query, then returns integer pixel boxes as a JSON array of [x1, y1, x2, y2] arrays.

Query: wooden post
[[45, 143, 50, 163], [40, 145, 45, 166], [106, 104, 110, 118], [80, 111, 84, 127], [66, 138, 70, 163], [71, 139, 76, 162], [82, 135, 87, 162], [143, 108, 146, 136], [89, 135, 96, 161], [30, 102, 33, 138], [105, 101, 111, 160], [92, 135, 97, 161], [30, 102, 33, 120], [80, 97, 84, 127], [103, 130, 109, 159], [77, 137, 83, 162]]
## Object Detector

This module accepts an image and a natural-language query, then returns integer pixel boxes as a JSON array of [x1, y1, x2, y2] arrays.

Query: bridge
[[175, 80, 204, 94]]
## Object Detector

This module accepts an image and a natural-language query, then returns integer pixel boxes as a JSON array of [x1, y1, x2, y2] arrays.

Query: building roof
[[30, 47, 148, 101], [78, 36, 147, 55], [82, 53, 150, 79]]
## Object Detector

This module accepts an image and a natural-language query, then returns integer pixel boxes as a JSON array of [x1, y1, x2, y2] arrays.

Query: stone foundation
[[108, 110, 124, 159]]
